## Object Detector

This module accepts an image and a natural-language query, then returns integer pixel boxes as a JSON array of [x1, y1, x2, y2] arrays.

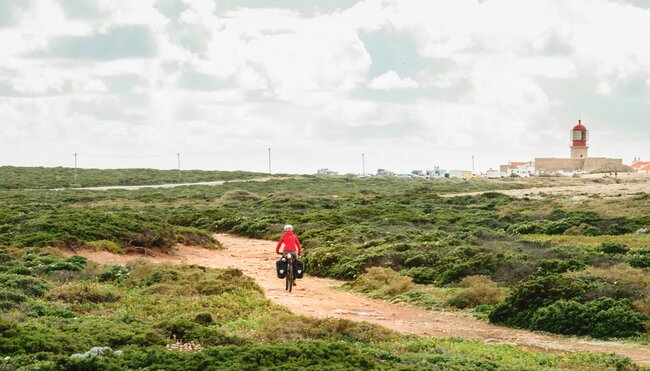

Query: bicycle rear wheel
[[286, 263, 293, 292]]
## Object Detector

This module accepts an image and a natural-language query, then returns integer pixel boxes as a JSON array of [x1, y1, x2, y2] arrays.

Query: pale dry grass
[[520, 234, 650, 249], [457, 275, 508, 306]]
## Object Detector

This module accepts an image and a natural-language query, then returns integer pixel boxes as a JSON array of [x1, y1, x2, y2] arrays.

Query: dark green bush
[[534, 259, 585, 275], [600, 241, 629, 255], [627, 248, 650, 268], [531, 298, 646, 338], [27, 301, 76, 318], [47, 282, 122, 304], [489, 274, 584, 329], [0, 288, 27, 309], [0, 274, 50, 296], [448, 295, 473, 309]]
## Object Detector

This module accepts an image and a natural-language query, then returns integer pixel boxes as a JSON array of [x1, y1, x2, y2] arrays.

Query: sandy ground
[[66, 233, 650, 366], [444, 177, 650, 198]]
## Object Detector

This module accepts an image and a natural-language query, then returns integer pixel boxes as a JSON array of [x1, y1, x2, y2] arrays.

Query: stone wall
[[583, 158, 624, 172]]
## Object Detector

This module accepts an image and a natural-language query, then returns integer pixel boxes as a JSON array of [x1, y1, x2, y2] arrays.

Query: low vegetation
[[0, 166, 276, 189], [1, 169, 649, 350], [1, 248, 634, 370]]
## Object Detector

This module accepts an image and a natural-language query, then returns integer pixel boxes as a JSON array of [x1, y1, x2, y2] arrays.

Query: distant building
[[500, 161, 535, 176], [535, 120, 624, 173], [426, 166, 446, 178], [317, 168, 338, 175], [448, 170, 472, 179], [632, 160, 650, 173], [377, 168, 395, 176], [486, 169, 502, 178]]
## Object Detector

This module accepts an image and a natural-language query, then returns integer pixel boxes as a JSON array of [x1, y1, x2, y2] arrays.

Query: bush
[[449, 276, 506, 308], [0, 273, 50, 296], [47, 282, 122, 304], [87, 240, 124, 254], [447, 295, 473, 309], [348, 267, 415, 296], [98, 265, 131, 282], [27, 301, 76, 318], [174, 226, 221, 249], [0, 288, 27, 309], [600, 241, 629, 255], [628, 248, 650, 268], [489, 274, 584, 329], [221, 190, 261, 202], [257, 313, 400, 343], [532, 298, 646, 338]]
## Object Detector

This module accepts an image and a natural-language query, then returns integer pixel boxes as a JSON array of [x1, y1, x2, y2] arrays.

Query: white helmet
[[283, 224, 293, 231]]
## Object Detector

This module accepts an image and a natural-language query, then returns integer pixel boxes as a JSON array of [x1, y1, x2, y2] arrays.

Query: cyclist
[[276, 224, 302, 284]]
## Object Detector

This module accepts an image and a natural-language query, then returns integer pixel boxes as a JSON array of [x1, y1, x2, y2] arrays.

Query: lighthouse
[[570, 119, 589, 159]]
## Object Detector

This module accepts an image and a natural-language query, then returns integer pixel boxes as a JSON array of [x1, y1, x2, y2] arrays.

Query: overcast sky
[[1, 0, 649, 174]]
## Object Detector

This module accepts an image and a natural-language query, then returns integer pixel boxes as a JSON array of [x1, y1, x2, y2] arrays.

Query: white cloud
[[83, 79, 108, 93], [369, 70, 418, 90], [1, 0, 649, 173]]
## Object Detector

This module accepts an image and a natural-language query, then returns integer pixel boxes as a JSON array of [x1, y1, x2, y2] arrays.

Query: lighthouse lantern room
[[570, 120, 589, 159]]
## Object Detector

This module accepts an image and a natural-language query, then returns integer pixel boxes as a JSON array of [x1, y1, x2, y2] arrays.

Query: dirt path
[[52, 176, 297, 191], [67, 234, 650, 365]]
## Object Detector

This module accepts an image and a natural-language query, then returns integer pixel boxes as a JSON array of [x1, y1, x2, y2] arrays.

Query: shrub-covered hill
[[1, 175, 649, 340], [0, 166, 276, 190], [0, 247, 638, 370]]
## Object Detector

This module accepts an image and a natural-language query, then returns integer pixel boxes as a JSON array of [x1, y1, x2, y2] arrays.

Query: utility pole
[[177, 153, 181, 179], [362, 153, 366, 177], [472, 154, 475, 175], [268, 148, 271, 174], [74, 153, 78, 182]]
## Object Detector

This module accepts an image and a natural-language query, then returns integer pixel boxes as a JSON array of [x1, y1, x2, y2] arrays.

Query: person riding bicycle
[[276, 224, 302, 284], [276, 224, 302, 258]]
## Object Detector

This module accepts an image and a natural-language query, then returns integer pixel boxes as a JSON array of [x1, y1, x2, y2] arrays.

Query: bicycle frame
[[283, 253, 294, 292]]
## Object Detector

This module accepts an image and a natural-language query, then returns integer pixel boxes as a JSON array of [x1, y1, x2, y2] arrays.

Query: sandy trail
[[68, 233, 650, 366]]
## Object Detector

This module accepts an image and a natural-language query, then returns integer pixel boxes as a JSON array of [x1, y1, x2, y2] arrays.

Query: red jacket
[[276, 231, 302, 254]]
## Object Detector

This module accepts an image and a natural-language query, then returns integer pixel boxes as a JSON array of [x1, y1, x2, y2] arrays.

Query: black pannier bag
[[293, 260, 305, 279], [276, 259, 288, 279]]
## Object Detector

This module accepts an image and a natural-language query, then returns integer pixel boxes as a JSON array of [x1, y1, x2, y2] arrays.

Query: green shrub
[[47, 282, 122, 304], [87, 240, 124, 254], [98, 265, 131, 282], [0, 273, 50, 296], [534, 259, 585, 275], [489, 274, 584, 329], [221, 190, 261, 202], [174, 226, 221, 249], [531, 298, 646, 338], [257, 313, 400, 343], [0, 288, 27, 309], [27, 301, 76, 318], [348, 267, 415, 296], [448, 295, 473, 309], [449, 276, 507, 308], [627, 248, 650, 268], [600, 241, 629, 254]]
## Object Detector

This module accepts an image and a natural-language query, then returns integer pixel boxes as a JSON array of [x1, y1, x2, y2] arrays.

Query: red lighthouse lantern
[[570, 120, 589, 159]]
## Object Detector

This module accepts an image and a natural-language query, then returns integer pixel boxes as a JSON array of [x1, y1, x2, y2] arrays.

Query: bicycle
[[279, 252, 299, 292]]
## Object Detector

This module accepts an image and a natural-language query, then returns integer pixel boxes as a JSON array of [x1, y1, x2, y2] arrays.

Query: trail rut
[[66, 233, 650, 366]]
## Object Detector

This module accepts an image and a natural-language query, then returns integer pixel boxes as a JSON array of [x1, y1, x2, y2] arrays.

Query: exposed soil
[[67, 233, 650, 366], [444, 175, 650, 198]]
